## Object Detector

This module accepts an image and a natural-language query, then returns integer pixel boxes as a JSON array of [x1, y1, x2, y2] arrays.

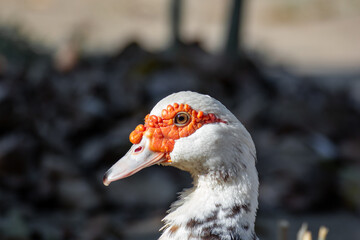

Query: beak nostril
[[134, 146, 143, 153]]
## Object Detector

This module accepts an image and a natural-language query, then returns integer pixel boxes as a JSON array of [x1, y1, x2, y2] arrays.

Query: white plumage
[[104, 91, 259, 240]]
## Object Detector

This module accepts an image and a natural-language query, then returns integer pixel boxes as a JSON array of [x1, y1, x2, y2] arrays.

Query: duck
[[103, 91, 259, 240]]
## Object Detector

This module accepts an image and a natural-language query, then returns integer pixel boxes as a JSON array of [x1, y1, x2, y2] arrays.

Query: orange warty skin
[[129, 103, 226, 161]]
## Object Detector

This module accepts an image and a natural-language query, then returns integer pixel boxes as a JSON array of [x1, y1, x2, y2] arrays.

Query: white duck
[[103, 91, 259, 240]]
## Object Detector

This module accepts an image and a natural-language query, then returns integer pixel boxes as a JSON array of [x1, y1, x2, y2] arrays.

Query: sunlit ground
[[0, 0, 360, 72]]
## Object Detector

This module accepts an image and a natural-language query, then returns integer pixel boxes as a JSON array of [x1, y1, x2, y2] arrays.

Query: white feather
[[150, 92, 259, 240]]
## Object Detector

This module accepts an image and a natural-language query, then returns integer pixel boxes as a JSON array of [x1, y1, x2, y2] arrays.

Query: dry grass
[[278, 221, 329, 240], [262, 0, 360, 24]]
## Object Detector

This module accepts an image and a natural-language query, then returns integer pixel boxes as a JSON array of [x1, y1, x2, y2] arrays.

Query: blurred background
[[0, 0, 360, 239]]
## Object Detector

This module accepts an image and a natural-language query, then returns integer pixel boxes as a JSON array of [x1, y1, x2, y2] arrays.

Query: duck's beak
[[103, 137, 165, 186]]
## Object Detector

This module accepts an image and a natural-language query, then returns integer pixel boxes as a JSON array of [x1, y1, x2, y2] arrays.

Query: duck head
[[103, 91, 256, 185]]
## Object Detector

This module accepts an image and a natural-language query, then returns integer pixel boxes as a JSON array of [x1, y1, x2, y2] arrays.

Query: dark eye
[[174, 112, 191, 126]]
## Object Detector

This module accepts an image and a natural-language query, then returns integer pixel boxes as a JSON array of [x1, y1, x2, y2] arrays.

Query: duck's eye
[[174, 112, 191, 126]]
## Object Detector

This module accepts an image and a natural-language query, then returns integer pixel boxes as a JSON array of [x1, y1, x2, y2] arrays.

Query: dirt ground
[[0, 0, 360, 72]]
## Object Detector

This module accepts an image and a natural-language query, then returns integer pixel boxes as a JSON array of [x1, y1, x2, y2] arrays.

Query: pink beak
[[103, 137, 165, 186]]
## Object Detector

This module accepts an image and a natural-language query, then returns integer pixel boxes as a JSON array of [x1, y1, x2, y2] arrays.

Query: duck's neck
[[160, 166, 259, 240]]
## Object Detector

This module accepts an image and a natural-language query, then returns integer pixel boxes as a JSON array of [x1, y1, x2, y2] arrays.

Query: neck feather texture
[[159, 153, 259, 240]]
